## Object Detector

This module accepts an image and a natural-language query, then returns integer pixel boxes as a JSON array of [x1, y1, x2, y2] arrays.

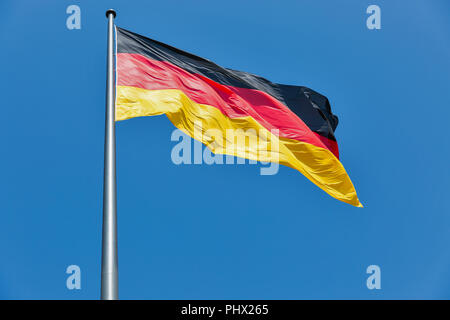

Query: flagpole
[[101, 8, 118, 300]]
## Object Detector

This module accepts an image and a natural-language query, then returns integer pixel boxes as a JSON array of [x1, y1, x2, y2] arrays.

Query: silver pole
[[101, 9, 118, 300]]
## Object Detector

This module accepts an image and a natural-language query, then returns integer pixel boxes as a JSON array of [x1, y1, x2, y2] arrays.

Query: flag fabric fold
[[115, 26, 362, 207]]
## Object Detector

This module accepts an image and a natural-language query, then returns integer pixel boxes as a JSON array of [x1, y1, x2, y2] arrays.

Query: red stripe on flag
[[117, 52, 339, 157]]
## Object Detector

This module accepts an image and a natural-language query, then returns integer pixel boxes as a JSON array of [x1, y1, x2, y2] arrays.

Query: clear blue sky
[[1, 0, 449, 299]]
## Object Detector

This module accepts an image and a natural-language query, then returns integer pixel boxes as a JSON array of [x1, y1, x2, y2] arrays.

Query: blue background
[[1, 0, 449, 299]]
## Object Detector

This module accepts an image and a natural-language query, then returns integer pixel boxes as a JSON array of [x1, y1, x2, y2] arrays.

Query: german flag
[[115, 27, 362, 207]]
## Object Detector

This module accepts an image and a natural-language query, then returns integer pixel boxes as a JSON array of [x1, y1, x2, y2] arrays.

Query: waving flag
[[115, 27, 362, 207]]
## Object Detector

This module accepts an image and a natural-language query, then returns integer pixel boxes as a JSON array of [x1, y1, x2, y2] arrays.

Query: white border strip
[[114, 25, 118, 115]]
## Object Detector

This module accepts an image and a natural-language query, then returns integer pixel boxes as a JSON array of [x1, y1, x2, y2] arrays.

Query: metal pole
[[101, 9, 118, 300]]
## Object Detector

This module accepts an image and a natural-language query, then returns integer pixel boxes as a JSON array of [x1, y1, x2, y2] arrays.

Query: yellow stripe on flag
[[116, 85, 362, 207]]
